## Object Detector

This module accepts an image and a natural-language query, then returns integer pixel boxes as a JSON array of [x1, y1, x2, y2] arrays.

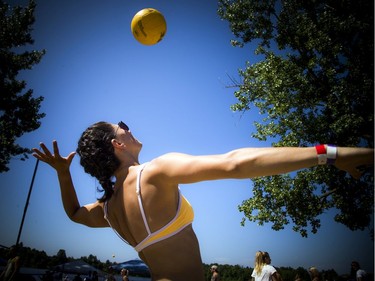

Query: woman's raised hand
[[334, 147, 374, 179], [32, 140, 76, 172]]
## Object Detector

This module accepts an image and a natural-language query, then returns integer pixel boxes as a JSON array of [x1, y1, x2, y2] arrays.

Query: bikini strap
[[136, 163, 152, 235], [103, 201, 108, 220], [103, 200, 129, 245]]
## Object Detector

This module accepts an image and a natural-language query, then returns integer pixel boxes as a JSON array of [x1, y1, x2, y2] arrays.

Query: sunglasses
[[114, 121, 129, 137]]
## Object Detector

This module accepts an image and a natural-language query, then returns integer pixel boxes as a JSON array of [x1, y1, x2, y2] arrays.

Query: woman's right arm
[[150, 146, 373, 185], [33, 141, 108, 228], [271, 272, 283, 281]]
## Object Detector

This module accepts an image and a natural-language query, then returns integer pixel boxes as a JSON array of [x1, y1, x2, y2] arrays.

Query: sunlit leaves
[[219, 0, 373, 236]]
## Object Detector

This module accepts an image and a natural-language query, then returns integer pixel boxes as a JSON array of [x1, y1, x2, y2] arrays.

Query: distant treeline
[[0, 244, 115, 273], [0, 244, 362, 281]]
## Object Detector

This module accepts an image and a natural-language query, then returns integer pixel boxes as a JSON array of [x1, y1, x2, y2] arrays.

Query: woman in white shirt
[[251, 251, 282, 281]]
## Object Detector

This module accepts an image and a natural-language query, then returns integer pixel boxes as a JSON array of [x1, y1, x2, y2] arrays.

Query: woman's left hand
[[32, 140, 76, 172]]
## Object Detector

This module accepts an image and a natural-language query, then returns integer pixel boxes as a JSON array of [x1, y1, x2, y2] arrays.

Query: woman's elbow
[[222, 153, 248, 178], [68, 212, 82, 224]]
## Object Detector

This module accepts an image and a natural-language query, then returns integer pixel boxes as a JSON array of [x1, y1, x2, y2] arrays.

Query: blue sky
[[0, 0, 373, 275]]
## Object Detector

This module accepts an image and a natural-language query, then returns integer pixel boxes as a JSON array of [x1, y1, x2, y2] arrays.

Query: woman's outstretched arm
[[150, 145, 374, 184], [33, 141, 108, 227]]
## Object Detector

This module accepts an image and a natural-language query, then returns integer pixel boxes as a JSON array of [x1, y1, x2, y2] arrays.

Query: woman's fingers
[[32, 141, 76, 171], [66, 152, 76, 164], [52, 140, 61, 158], [32, 149, 44, 161], [32, 144, 48, 160]]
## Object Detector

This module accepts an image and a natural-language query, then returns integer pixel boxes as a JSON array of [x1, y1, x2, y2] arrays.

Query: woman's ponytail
[[77, 122, 120, 202]]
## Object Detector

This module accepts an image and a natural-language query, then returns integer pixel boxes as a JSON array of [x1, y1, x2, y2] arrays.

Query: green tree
[[81, 254, 104, 270], [218, 0, 373, 237], [321, 269, 339, 281], [295, 267, 310, 281], [50, 249, 68, 266], [0, 0, 46, 172], [278, 266, 300, 281]]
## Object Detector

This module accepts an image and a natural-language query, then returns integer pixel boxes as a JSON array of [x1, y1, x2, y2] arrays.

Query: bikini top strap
[[136, 163, 152, 235], [103, 200, 109, 220]]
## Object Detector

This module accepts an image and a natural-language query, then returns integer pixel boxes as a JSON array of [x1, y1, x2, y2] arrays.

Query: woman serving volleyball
[[33, 121, 373, 281]]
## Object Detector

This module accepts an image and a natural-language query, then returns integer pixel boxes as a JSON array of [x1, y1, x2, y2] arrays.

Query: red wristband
[[315, 144, 327, 165]]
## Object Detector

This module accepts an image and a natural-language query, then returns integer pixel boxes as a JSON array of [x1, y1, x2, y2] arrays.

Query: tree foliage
[[0, 245, 103, 272], [217, 0, 373, 236], [0, 0, 46, 173]]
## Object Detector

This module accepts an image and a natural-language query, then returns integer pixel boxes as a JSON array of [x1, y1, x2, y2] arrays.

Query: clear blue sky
[[0, 0, 373, 275]]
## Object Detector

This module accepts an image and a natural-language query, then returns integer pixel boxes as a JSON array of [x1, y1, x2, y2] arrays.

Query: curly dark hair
[[76, 121, 120, 202]]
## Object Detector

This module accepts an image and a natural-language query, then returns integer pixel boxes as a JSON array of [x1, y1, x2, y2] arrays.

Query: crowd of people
[[208, 251, 369, 281], [247, 251, 369, 281]]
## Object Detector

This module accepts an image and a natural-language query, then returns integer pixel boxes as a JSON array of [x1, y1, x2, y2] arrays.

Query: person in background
[[308, 267, 321, 281], [91, 271, 98, 281], [351, 261, 367, 281], [251, 251, 282, 281], [210, 265, 221, 281], [120, 268, 129, 281], [105, 267, 115, 281], [32, 121, 374, 281], [0, 245, 21, 281]]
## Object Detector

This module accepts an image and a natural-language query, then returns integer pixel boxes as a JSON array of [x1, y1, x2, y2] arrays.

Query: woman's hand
[[32, 140, 76, 172], [334, 147, 374, 179]]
